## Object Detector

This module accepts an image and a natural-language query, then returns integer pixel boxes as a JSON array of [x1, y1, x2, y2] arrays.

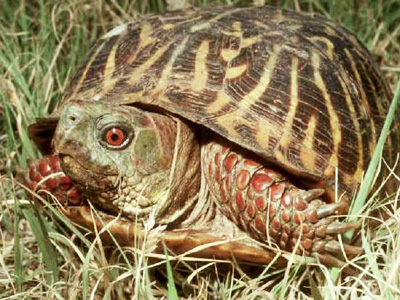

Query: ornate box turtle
[[25, 5, 398, 268]]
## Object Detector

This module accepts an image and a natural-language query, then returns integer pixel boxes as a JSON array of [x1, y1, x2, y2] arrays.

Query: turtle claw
[[326, 221, 358, 234], [314, 253, 358, 275], [322, 240, 362, 255], [311, 239, 362, 257], [316, 201, 349, 218], [314, 252, 346, 268], [298, 188, 325, 202], [315, 253, 359, 275]]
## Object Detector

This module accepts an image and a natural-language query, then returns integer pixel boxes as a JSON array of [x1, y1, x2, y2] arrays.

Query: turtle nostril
[[67, 113, 81, 125], [61, 105, 87, 128]]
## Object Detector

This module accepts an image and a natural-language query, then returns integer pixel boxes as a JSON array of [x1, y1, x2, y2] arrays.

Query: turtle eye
[[100, 125, 133, 150], [105, 128, 126, 146]]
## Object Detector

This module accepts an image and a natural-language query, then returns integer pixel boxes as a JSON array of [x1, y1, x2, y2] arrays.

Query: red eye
[[105, 128, 126, 147]]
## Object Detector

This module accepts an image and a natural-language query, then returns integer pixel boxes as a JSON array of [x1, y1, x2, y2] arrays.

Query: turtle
[[25, 5, 398, 268]]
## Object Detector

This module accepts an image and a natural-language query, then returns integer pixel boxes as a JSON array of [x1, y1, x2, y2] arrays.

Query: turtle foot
[[23, 154, 82, 205], [288, 197, 361, 264]]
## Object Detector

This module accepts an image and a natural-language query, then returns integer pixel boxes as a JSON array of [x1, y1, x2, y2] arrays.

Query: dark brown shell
[[47, 6, 396, 200]]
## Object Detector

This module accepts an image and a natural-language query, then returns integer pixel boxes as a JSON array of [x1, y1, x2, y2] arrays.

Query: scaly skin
[[203, 142, 360, 257], [24, 100, 361, 268]]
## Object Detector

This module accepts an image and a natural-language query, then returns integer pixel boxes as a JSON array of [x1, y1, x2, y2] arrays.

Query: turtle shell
[[33, 6, 396, 201]]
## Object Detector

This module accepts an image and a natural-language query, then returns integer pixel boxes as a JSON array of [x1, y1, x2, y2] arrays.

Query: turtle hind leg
[[201, 140, 361, 262]]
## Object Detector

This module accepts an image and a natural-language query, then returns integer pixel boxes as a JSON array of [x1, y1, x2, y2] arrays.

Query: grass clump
[[1, 0, 400, 299]]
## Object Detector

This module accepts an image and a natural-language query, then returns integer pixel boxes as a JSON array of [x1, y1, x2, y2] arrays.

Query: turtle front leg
[[202, 141, 361, 264], [23, 155, 148, 245], [25, 154, 82, 206]]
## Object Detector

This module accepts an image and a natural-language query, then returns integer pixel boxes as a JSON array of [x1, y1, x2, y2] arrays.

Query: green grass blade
[[163, 243, 179, 300], [13, 194, 23, 292], [22, 206, 59, 284]]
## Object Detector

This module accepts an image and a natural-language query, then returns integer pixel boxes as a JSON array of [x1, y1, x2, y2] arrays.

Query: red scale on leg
[[246, 203, 256, 219], [255, 196, 267, 212], [280, 190, 293, 208], [38, 161, 51, 176], [221, 146, 229, 153], [34, 172, 42, 183], [305, 210, 318, 223], [220, 180, 228, 203], [315, 226, 327, 239], [246, 187, 255, 200], [294, 212, 305, 225], [215, 164, 222, 183], [269, 228, 278, 239], [281, 210, 291, 223], [294, 195, 307, 211], [271, 217, 281, 231], [214, 152, 221, 165], [302, 224, 310, 234], [53, 192, 68, 205], [236, 170, 251, 190], [223, 153, 238, 173], [48, 155, 61, 171], [281, 190, 293, 208], [251, 172, 274, 192], [29, 168, 38, 182], [283, 223, 291, 235], [29, 182, 37, 191], [267, 202, 276, 219], [44, 178, 57, 190], [255, 215, 266, 235], [305, 230, 315, 239], [235, 192, 246, 211], [67, 188, 81, 204], [59, 176, 73, 190], [280, 232, 289, 248], [243, 159, 259, 167], [270, 182, 285, 201], [224, 176, 231, 192], [301, 239, 313, 251]]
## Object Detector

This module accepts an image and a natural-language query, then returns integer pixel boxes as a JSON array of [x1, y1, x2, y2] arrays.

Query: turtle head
[[53, 100, 201, 223]]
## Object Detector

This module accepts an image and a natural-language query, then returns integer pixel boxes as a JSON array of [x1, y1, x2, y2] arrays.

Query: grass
[[1, 0, 400, 298]]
